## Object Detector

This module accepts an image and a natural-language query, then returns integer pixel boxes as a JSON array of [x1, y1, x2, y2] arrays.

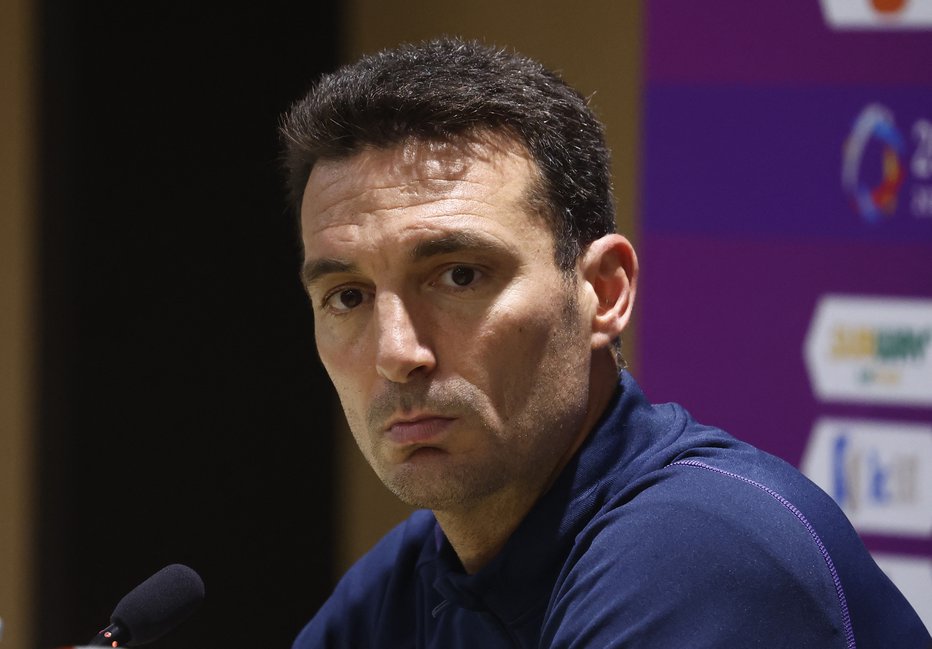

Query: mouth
[[384, 415, 455, 446]]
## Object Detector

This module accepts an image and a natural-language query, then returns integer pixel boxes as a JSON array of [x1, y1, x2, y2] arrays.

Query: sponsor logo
[[843, 104, 932, 222], [801, 418, 932, 537], [804, 295, 932, 406], [821, 0, 932, 29], [843, 105, 907, 222], [910, 118, 932, 217]]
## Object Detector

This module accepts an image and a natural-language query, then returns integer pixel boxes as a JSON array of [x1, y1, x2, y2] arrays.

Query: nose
[[374, 292, 436, 383]]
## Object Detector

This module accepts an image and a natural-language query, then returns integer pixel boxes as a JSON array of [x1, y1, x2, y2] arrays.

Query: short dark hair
[[280, 37, 616, 271]]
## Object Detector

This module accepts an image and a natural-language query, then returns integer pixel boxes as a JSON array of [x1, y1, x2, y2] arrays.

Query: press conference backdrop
[[638, 0, 932, 629]]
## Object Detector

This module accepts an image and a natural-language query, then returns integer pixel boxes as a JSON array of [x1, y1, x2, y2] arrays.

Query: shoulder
[[542, 458, 853, 648], [328, 508, 437, 599], [292, 509, 436, 649]]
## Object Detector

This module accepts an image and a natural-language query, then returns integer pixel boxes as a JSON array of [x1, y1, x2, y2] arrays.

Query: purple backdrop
[[639, 0, 932, 624]]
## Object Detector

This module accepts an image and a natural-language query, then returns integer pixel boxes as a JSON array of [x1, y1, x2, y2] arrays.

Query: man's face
[[300, 137, 595, 514]]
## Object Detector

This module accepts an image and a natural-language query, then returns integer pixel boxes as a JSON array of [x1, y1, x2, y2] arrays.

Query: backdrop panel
[[640, 0, 932, 628]]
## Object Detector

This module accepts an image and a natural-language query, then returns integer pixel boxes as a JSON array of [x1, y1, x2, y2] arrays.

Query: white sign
[[873, 553, 932, 633], [804, 295, 932, 407], [821, 0, 932, 30], [802, 418, 932, 537]]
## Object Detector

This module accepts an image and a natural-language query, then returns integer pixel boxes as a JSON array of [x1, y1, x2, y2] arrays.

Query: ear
[[578, 234, 638, 351]]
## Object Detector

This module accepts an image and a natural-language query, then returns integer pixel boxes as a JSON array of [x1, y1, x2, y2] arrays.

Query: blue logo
[[842, 104, 907, 223], [832, 431, 894, 509]]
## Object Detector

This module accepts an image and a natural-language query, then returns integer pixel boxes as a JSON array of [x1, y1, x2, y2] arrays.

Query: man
[[282, 38, 930, 648]]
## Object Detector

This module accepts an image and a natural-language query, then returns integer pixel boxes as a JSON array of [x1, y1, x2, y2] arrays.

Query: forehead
[[299, 136, 547, 250]]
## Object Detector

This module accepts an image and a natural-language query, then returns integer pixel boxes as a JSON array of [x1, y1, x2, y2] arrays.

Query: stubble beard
[[359, 283, 590, 514], [359, 378, 512, 512]]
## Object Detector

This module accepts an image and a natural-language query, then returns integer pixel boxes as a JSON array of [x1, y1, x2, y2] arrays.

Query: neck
[[436, 350, 620, 574], [434, 495, 534, 573]]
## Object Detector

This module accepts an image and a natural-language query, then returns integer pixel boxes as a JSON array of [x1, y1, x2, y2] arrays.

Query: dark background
[[35, 2, 341, 647]]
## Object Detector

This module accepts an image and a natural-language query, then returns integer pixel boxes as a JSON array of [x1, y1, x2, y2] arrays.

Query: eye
[[438, 265, 481, 288], [323, 288, 368, 313]]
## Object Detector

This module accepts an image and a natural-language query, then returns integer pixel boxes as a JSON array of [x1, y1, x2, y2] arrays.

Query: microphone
[[87, 564, 205, 647]]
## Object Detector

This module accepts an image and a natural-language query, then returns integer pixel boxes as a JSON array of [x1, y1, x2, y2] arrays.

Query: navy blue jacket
[[294, 373, 930, 648]]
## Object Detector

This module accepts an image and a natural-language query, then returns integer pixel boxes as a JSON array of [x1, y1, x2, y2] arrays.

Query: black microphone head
[[110, 564, 205, 646]]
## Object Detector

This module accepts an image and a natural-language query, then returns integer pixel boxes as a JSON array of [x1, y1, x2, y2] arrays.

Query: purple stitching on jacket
[[671, 459, 856, 649]]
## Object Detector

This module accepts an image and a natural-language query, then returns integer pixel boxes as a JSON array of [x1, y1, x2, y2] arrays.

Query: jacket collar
[[429, 371, 657, 623]]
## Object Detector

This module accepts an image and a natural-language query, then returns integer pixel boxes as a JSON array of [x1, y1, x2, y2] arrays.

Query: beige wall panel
[[332, 1, 642, 573], [0, 0, 36, 645]]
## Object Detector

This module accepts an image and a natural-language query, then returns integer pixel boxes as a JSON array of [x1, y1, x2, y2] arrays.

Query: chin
[[381, 459, 505, 511]]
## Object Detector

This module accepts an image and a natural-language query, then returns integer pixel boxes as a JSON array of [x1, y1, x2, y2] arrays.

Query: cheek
[[314, 310, 368, 375], [315, 323, 372, 422], [465, 294, 581, 410], [315, 331, 344, 378], [324, 367, 374, 458]]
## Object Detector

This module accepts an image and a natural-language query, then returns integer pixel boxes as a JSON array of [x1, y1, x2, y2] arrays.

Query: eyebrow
[[301, 230, 511, 286], [410, 230, 509, 260], [301, 258, 358, 286]]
